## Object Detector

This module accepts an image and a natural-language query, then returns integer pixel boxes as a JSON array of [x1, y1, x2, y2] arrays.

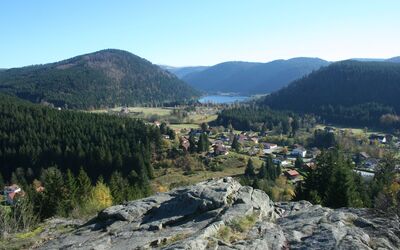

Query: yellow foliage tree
[[89, 180, 113, 211]]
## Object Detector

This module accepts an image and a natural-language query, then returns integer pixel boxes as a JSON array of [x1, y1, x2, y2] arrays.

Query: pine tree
[[231, 136, 240, 152], [60, 169, 78, 216], [188, 134, 197, 153], [76, 167, 92, 203], [245, 159, 256, 178], [258, 163, 268, 179], [40, 167, 65, 218], [109, 171, 128, 204], [295, 156, 303, 169]]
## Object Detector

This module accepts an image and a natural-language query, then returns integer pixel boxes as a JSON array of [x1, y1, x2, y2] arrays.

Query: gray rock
[[38, 177, 400, 250]]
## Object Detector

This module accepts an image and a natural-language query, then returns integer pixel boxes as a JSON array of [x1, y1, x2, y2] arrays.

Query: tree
[[295, 156, 303, 169], [197, 133, 210, 153], [188, 134, 197, 153], [59, 169, 78, 216], [201, 122, 209, 132], [40, 167, 65, 218], [245, 159, 256, 178], [109, 171, 129, 204], [76, 167, 92, 203], [231, 136, 241, 152], [258, 163, 268, 179], [89, 179, 113, 211]]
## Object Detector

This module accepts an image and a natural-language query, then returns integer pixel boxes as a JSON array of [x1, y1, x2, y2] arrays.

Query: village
[[3, 105, 399, 206]]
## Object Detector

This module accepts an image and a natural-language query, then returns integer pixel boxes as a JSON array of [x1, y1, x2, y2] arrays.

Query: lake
[[199, 95, 249, 104]]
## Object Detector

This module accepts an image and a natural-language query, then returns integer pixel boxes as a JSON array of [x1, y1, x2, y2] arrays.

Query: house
[[273, 157, 290, 166], [213, 144, 229, 156], [364, 158, 379, 170], [359, 152, 370, 160], [120, 106, 129, 114], [285, 169, 300, 180], [302, 162, 316, 171], [369, 134, 387, 144], [263, 143, 278, 149], [153, 121, 161, 127], [3, 184, 24, 205], [180, 137, 190, 151], [250, 137, 259, 144], [324, 126, 336, 133], [291, 147, 307, 158]]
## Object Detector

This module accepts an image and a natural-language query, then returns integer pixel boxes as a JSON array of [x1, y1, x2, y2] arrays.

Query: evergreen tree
[[40, 167, 65, 218], [245, 159, 256, 178], [258, 163, 268, 179], [60, 169, 78, 216], [76, 167, 92, 203], [109, 171, 128, 204], [295, 156, 303, 169], [231, 136, 240, 152], [188, 134, 197, 153]]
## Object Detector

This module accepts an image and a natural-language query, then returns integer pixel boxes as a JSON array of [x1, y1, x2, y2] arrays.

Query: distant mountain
[[182, 58, 329, 94], [262, 60, 400, 127], [387, 56, 400, 63], [0, 49, 200, 109], [160, 65, 209, 78]]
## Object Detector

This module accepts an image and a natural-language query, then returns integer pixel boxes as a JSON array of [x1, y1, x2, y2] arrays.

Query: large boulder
[[38, 177, 400, 249]]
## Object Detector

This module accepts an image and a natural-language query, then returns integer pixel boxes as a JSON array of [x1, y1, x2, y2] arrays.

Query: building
[[3, 184, 24, 205], [291, 147, 307, 158], [263, 143, 278, 149], [180, 137, 190, 151], [285, 170, 300, 180], [213, 144, 229, 156], [369, 134, 387, 144], [273, 157, 290, 166]]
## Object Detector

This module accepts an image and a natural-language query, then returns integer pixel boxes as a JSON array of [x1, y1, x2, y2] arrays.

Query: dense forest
[[262, 61, 400, 129], [0, 94, 167, 232], [0, 93, 162, 184], [0, 49, 200, 109], [214, 106, 306, 134]]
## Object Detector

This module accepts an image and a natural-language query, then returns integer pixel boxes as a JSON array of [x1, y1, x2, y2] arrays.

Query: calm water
[[199, 95, 249, 104]]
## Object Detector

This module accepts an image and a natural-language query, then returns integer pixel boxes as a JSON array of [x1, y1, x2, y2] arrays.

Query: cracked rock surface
[[38, 177, 400, 249]]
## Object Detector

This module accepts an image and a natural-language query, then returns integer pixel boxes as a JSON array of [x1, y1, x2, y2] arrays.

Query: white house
[[291, 147, 307, 158]]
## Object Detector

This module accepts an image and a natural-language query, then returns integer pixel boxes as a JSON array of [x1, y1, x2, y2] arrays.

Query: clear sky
[[1, 0, 400, 68]]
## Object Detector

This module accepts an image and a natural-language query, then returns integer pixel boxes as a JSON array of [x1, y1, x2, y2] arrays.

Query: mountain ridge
[[0, 49, 200, 109], [181, 57, 329, 94]]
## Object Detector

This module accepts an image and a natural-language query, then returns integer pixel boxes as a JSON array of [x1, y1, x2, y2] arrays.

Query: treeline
[[296, 148, 399, 212], [215, 106, 307, 134], [263, 61, 400, 130], [0, 93, 162, 184]]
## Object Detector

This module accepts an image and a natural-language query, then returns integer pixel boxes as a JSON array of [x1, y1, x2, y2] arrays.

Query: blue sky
[[1, 0, 400, 67]]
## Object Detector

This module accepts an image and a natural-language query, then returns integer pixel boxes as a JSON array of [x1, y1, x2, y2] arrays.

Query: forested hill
[[0, 49, 200, 109], [182, 58, 329, 94], [0, 93, 161, 184], [262, 60, 400, 128]]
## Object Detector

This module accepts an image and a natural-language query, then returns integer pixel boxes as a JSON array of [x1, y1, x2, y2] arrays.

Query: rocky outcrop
[[39, 177, 400, 249]]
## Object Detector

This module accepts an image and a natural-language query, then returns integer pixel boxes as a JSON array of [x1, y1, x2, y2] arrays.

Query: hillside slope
[[183, 58, 329, 94], [39, 178, 400, 249], [262, 60, 400, 126], [160, 65, 209, 78], [0, 49, 200, 109]]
